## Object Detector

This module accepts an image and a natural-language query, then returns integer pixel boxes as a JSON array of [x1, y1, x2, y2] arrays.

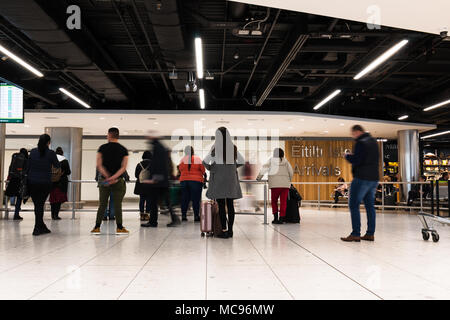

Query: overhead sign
[[231, 0, 450, 35]]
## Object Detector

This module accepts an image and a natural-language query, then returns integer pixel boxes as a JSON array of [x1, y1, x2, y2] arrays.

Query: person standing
[[203, 127, 244, 238], [257, 148, 293, 224], [134, 151, 152, 221], [341, 125, 379, 242], [141, 132, 180, 228], [27, 134, 60, 236], [49, 147, 71, 220], [91, 128, 129, 235], [178, 146, 205, 222], [6, 148, 29, 220]]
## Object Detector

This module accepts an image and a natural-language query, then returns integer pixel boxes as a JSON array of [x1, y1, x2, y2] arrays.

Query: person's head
[[55, 147, 63, 156], [213, 127, 237, 164], [442, 172, 449, 180], [142, 151, 151, 160], [184, 146, 194, 157], [338, 177, 345, 183], [383, 175, 391, 182], [19, 148, 28, 158], [351, 124, 365, 139], [273, 148, 284, 160], [37, 134, 51, 157], [419, 175, 426, 182], [107, 127, 119, 142]]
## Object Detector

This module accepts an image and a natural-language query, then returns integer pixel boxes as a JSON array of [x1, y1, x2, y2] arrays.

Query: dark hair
[[273, 148, 284, 160], [185, 146, 194, 171], [37, 134, 51, 157], [338, 177, 345, 182], [55, 147, 63, 156], [142, 151, 151, 160], [19, 148, 28, 158], [351, 125, 365, 132], [108, 127, 119, 139], [421, 175, 427, 180], [212, 127, 237, 163]]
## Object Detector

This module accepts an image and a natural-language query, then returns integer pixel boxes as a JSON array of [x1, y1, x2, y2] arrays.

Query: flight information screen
[[0, 82, 24, 123]]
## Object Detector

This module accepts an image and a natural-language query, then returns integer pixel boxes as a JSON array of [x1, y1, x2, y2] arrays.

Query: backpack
[[51, 166, 63, 182], [139, 162, 150, 182], [9, 153, 26, 178]]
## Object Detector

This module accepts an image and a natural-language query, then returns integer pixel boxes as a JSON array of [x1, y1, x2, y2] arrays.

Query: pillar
[[45, 127, 83, 204], [0, 124, 5, 216], [397, 129, 420, 201], [377, 140, 384, 180]]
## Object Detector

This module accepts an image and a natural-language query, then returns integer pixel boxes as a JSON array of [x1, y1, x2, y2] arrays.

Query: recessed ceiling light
[[313, 89, 341, 110], [339, 123, 345, 126], [423, 98, 450, 112], [99, 117, 105, 120], [288, 126, 294, 129], [299, 118, 305, 121], [0, 44, 44, 77], [398, 115, 409, 120], [154, 122, 159, 125], [324, 130, 329, 133]]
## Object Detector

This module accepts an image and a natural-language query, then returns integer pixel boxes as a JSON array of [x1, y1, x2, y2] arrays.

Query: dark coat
[[53, 158, 71, 193], [27, 148, 60, 185], [345, 133, 379, 181], [5, 153, 28, 197], [148, 139, 170, 188], [134, 159, 152, 195]]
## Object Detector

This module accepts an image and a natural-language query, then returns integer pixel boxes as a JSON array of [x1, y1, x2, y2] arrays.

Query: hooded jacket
[[345, 132, 379, 181], [257, 157, 294, 189]]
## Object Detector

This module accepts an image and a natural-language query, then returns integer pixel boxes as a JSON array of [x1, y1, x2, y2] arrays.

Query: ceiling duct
[[0, 0, 128, 102]]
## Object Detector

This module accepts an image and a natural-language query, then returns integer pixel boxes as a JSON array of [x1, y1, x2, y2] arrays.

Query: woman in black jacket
[[134, 151, 152, 221], [27, 134, 60, 236], [49, 147, 71, 220]]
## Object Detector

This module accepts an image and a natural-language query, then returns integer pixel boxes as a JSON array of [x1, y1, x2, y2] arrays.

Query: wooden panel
[[285, 140, 354, 201]]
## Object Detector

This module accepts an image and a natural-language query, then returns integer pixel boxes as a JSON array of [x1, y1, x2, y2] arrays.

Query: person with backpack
[[178, 146, 205, 222], [203, 127, 244, 238], [5, 148, 29, 220], [134, 151, 152, 221], [27, 134, 60, 236], [257, 148, 294, 224], [49, 147, 71, 220]]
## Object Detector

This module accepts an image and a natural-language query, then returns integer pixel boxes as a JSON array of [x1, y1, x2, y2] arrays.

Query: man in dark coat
[[341, 125, 379, 242], [6, 148, 29, 220]]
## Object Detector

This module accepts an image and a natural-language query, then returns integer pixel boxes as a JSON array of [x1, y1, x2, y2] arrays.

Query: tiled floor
[[0, 207, 450, 300]]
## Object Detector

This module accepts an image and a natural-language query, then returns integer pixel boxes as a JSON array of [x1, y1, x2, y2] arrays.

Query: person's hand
[[143, 179, 156, 184]]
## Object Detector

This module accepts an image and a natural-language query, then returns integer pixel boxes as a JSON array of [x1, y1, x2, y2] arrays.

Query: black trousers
[[29, 183, 51, 228], [51, 203, 62, 218], [149, 187, 176, 225], [217, 198, 235, 232]]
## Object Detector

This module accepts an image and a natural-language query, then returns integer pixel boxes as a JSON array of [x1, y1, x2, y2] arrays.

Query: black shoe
[[272, 213, 279, 224], [167, 220, 181, 227], [228, 231, 233, 238], [109, 217, 115, 221], [279, 216, 285, 224], [52, 216, 62, 220], [182, 217, 188, 222], [102, 217, 108, 221], [32, 226, 50, 236], [141, 222, 158, 228], [13, 215, 23, 220], [216, 232, 229, 239], [42, 225, 51, 233], [194, 216, 200, 222]]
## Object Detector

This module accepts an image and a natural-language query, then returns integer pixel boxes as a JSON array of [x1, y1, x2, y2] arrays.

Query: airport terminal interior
[[0, 0, 449, 301]]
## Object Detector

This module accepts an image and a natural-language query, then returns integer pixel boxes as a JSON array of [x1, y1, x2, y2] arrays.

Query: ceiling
[[6, 110, 435, 139], [0, 0, 449, 128]]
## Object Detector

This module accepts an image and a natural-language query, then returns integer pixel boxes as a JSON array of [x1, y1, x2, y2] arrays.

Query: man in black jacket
[[341, 125, 379, 242]]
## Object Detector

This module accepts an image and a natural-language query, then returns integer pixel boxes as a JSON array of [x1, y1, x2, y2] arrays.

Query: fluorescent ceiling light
[[354, 39, 409, 80], [313, 89, 341, 110], [398, 115, 408, 120], [199, 88, 205, 109], [59, 88, 91, 109], [421, 130, 450, 139], [195, 37, 204, 79], [0, 44, 44, 77], [423, 99, 450, 112]]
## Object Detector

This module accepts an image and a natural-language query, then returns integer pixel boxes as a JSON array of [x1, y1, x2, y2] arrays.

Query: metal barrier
[[2, 179, 448, 221]]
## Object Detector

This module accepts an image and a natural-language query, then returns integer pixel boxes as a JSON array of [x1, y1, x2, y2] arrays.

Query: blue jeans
[[180, 180, 203, 218], [103, 193, 115, 218], [139, 195, 151, 213], [349, 178, 378, 237]]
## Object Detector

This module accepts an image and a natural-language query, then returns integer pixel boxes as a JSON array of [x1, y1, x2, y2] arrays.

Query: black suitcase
[[285, 185, 301, 223]]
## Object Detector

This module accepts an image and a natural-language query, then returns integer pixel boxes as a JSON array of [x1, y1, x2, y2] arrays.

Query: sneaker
[[91, 227, 101, 235], [340, 234, 361, 242], [116, 227, 129, 235]]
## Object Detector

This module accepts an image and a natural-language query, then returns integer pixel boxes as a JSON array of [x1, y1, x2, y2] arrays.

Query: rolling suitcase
[[285, 185, 301, 223], [200, 200, 223, 237]]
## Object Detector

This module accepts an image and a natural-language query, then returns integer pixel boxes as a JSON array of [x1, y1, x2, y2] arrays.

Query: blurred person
[[134, 151, 152, 221], [257, 148, 293, 224], [241, 161, 261, 212], [333, 177, 348, 204], [141, 132, 180, 228], [441, 172, 449, 181], [178, 146, 205, 222], [341, 125, 379, 242], [203, 127, 244, 238], [91, 127, 129, 235], [5, 148, 29, 220], [49, 147, 71, 220], [27, 134, 60, 236], [407, 175, 430, 206]]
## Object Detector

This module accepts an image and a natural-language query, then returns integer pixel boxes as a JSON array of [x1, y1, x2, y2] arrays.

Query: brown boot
[[140, 213, 145, 221], [361, 234, 375, 241], [144, 213, 150, 221], [340, 234, 361, 242]]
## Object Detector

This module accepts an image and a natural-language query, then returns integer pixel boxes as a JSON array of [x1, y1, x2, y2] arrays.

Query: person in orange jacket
[[178, 146, 205, 222]]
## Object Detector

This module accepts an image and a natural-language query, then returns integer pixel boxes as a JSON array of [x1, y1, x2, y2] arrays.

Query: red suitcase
[[200, 200, 219, 237]]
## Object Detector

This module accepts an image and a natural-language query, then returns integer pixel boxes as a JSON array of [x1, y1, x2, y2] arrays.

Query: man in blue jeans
[[341, 125, 379, 242]]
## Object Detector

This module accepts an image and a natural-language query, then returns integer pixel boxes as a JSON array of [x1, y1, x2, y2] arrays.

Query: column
[[0, 124, 5, 216], [377, 140, 384, 180], [397, 129, 420, 201], [45, 127, 83, 204]]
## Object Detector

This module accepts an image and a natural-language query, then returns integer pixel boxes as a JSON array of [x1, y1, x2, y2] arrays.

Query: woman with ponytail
[[27, 134, 60, 236], [178, 146, 205, 222]]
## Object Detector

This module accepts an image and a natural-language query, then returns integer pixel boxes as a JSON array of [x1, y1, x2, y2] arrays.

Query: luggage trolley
[[418, 212, 450, 243]]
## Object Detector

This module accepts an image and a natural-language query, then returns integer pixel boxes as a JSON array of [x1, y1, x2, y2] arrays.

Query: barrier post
[[419, 183, 423, 213], [436, 180, 440, 217], [263, 182, 268, 225], [71, 182, 76, 220], [381, 184, 385, 213], [430, 180, 434, 215]]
